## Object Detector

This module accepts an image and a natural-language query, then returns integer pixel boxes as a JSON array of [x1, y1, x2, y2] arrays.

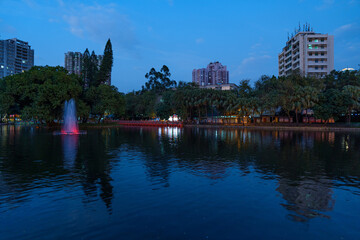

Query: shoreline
[[2, 122, 360, 132], [184, 124, 360, 132]]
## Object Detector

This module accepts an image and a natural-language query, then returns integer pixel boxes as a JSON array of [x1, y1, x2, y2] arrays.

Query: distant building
[[341, 67, 355, 72], [0, 38, 34, 78], [64, 52, 83, 75], [64, 51, 109, 85], [192, 61, 229, 86], [278, 26, 334, 78], [199, 83, 237, 91]]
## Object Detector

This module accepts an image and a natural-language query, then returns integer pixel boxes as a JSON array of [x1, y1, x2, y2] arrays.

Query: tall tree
[[97, 39, 113, 86]]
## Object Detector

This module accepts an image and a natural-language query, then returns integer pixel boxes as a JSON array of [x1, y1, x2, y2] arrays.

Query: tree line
[[125, 67, 360, 124], [1, 59, 359, 125]]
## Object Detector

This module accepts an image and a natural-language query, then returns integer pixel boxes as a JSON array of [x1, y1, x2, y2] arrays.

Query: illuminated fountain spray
[[61, 99, 79, 134]]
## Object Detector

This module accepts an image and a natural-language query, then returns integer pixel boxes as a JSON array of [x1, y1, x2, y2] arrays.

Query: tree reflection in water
[[0, 126, 360, 222]]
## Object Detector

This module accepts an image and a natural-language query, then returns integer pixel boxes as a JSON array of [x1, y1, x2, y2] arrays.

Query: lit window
[[22, 60, 26, 63], [308, 44, 312, 49], [0, 65, 3, 68], [314, 39, 319, 42], [314, 46, 318, 49]]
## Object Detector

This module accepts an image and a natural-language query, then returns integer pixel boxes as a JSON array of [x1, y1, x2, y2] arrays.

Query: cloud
[[61, 3, 138, 50], [316, 0, 335, 10], [0, 19, 17, 35], [195, 38, 204, 44], [232, 55, 272, 76], [241, 55, 271, 65], [251, 43, 261, 49], [334, 23, 354, 34]]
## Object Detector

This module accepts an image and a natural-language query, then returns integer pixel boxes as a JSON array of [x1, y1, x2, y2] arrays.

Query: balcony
[[307, 61, 327, 66]]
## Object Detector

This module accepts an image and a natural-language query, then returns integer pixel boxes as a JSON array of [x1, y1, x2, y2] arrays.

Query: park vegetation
[[124, 67, 360, 124], [0, 39, 124, 125], [0, 58, 359, 125]]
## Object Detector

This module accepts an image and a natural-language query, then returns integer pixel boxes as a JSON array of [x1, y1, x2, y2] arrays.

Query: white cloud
[[316, 0, 335, 9], [251, 43, 261, 49], [61, 3, 138, 50], [195, 38, 204, 44], [334, 23, 358, 35], [241, 55, 271, 65]]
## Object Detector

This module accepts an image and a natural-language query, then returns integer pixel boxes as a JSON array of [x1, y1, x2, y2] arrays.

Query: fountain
[[53, 99, 86, 135], [61, 99, 79, 134]]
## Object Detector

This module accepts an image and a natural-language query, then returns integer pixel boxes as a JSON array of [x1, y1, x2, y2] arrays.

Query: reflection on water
[[1, 126, 360, 239], [62, 135, 78, 170]]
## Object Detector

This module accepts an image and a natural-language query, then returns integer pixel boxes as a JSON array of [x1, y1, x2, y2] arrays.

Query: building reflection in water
[[276, 177, 334, 222]]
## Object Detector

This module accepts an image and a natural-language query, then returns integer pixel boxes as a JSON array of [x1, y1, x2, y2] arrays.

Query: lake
[[1, 126, 360, 239]]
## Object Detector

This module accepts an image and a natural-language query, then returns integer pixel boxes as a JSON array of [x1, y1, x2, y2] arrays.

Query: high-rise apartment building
[[278, 29, 334, 78], [0, 38, 34, 78], [192, 61, 229, 86], [64, 51, 110, 85], [64, 52, 83, 75]]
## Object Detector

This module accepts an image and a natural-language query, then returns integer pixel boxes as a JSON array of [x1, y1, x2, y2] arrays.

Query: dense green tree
[[143, 65, 176, 93], [96, 39, 113, 86], [86, 84, 125, 123], [0, 66, 82, 124]]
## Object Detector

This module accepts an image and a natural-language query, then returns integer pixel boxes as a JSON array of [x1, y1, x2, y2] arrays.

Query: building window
[[0, 65, 3, 68], [308, 44, 312, 49], [321, 46, 324, 49], [315, 67, 318, 70], [321, 53, 324, 56], [309, 53, 312, 56], [321, 38, 325, 42], [314, 39, 319, 42], [309, 39, 312, 42], [321, 67, 324, 70], [315, 60, 318, 63], [315, 53, 318, 56]]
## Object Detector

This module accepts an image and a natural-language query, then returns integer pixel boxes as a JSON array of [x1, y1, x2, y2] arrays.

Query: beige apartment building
[[278, 31, 334, 78]]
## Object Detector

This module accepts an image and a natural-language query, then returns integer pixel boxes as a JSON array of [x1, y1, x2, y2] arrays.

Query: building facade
[[64, 52, 83, 75], [192, 61, 229, 86], [199, 83, 237, 91], [64, 51, 110, 85], [278, 31, 334, 78], [0, 38, 34, 78]]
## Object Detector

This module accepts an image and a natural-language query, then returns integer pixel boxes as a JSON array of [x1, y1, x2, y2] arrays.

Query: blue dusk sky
[[0, 0, 359, 92]]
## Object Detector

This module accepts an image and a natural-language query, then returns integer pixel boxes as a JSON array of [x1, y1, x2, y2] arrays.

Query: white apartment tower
[[278, 27, 334, 78]]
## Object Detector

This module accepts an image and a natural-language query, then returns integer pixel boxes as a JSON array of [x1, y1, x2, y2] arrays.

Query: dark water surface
[[1, 126, 360, 239]]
